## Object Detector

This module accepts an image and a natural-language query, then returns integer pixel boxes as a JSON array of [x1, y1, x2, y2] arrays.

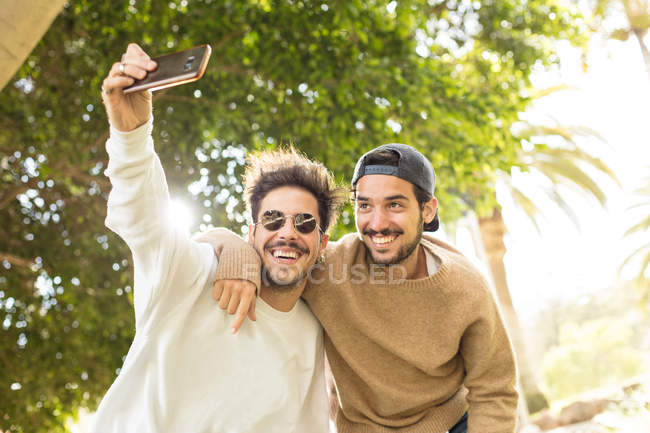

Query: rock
[[518, 423, 542, 433], [558, 399, 610, 426], [533, 410, 561, 431]]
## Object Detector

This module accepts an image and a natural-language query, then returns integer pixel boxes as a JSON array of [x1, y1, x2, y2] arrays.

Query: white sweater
[[93, 119, 329, 433]]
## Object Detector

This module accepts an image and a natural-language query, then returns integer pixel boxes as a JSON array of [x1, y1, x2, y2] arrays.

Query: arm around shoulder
[[194, 228, 262, 292]]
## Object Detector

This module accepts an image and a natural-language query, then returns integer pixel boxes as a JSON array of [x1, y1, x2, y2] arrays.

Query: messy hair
[[244, 147, 347, 232]]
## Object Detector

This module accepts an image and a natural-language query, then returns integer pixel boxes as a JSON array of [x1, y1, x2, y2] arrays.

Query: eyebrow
[[355, 194, 410, 202], [385, 194, 410, 201]]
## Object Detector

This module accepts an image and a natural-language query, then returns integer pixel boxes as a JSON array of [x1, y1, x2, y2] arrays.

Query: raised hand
[[101, 43, 158, 132]]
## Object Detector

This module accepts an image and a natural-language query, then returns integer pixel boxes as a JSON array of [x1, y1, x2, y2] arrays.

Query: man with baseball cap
[[198, 143, 519, 433]]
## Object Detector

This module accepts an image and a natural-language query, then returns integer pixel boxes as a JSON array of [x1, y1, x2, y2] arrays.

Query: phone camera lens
[[184, 56, 195, 71]]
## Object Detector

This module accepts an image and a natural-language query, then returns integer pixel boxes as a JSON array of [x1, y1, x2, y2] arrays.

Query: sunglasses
[[257, 210, 321, 235]]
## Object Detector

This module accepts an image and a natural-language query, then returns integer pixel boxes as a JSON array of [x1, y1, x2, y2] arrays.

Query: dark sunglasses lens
[[294, 213, 317, 234], [261, 210, 285, 231]]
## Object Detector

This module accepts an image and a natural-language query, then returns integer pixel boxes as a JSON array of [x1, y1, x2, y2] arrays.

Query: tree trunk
[[0, 0, 68, 91], [631, 28, 650, 82], [476, 207, 549, 415]]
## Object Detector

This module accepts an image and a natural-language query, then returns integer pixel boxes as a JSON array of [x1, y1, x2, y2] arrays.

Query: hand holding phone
[[101, 43, 211, 132], [123, 44, 212, 94]]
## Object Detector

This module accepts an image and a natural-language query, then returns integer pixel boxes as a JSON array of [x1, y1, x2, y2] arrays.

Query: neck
[[396, 244, 428, 280], [259, 281, 305, 312]]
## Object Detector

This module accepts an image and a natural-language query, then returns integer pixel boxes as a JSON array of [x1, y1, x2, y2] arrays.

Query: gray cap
[[352, 143, 439, 231]]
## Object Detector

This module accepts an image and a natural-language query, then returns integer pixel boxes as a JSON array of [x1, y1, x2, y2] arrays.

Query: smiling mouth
[[369, 234, 398, 249], [268, 248, 304, 264]]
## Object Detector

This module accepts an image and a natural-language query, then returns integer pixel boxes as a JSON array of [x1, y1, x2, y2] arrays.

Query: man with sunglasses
[[93, 43, 346, 433], [198, 144, 519, 433]]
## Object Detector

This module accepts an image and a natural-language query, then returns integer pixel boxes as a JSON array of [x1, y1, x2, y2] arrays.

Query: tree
[[0, 1, 584, 431], [542, 318, 644, 400], [621, 176, 650, 310], [469, 112, 619, 413], [0, 0, 67, 91], [590, 0, 650, 80]]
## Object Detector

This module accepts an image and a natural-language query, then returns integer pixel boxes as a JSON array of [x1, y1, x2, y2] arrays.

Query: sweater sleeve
[[193, 228, 262, 291], [104, 118, 215, 325], [459, 281, 519, 433]]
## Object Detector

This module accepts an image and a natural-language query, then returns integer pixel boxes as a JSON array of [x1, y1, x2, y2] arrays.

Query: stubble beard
[[367, 213, 423, 266], [258, 237, 311, 291], [261, 263, 307, 291]]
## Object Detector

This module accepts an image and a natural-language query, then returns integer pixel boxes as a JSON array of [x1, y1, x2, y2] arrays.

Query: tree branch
[[91, 129, 110, 152], [213, 29, 245, 52], [632, 28, 650, 82], [0, 177, 40, 210], [0, 159, 110, 211], [0, 252, 36, 269]]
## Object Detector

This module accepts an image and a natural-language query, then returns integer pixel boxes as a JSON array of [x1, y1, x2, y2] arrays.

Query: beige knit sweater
[[202, 229, 518, 433]]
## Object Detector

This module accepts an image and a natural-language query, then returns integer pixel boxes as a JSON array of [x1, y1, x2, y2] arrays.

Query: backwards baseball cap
[[351, 143, 439, 231]]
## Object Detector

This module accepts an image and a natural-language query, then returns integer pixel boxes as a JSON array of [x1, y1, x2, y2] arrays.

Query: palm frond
[[516, 124, 577, 143], [593, 0, 617, 17], [627, 201, 650, 210], [537, 146, 620, 185], [624, 214, 650, 236], [529, 85, 575, 99], [543, 187, 581, 228], [535, 159, 608, 205], [509, 186, 543, 233], [635, 250, 650, 285], [620, 243, 650, 272]]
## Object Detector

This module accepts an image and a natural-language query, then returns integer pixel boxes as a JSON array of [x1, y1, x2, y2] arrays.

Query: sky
[[474, 32, 650, 317]]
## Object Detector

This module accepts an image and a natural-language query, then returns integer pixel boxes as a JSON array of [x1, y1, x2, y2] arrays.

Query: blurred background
[[1, 1, 648, 432]]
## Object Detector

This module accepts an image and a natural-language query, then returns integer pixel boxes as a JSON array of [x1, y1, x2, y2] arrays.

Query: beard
[[259, 239, 311, 290], [366, 213, 424, 265], [260, 264, 307, 291]]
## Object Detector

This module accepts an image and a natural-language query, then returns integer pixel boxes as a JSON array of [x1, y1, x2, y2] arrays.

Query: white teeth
[[373, 236, 395, 244], [273, 250, 299, 259]]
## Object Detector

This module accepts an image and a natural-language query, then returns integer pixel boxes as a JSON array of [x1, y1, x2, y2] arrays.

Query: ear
[[319, 233, 329, 254], [422, 196, 438, 225], [248, 224, 255, 244]]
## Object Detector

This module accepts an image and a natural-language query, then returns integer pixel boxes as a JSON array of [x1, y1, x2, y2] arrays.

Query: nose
[[366, 207, 389, 232], [276, 215, 299, 239]]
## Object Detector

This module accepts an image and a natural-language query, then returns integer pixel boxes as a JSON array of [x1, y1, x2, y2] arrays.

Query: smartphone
[[123, 44, 212, 94]]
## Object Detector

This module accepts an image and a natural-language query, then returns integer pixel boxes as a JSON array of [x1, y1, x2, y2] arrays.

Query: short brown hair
[[244, 147, 347, 232]]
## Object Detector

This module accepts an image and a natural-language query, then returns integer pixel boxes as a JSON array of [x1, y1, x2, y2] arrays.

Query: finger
[[122, 63, 149, 80], [109, 61, 148, 80], [226, 289, 241, 315], [124, 43, 158, 70], [247, 296, 257, 322], [101, 75, 135, 96], [122, 57, 157, 73], [218, 285, 231, 310], [212, 280, 224, 301], [230, 293, 254, 333], [126, 42, 149, 59]]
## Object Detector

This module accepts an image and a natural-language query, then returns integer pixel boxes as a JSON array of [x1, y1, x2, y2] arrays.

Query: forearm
[[105, 118, 165, 237], [104, 117, 182, 276], [462, 300, 519, 433], [194, 228, 262, 291]]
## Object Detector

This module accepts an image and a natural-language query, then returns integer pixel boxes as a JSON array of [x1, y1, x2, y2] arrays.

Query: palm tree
[[591, 0, 650, 80], [468, 118, 620, 414], [620, 176, 650, 310], [0, 0, 67, 90]]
